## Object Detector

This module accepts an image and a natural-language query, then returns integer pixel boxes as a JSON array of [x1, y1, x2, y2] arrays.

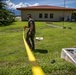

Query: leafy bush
[[0, 0, 15, 26]]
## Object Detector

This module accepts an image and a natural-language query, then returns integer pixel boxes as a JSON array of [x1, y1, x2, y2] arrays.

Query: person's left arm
[[29, 21, 33, 35]]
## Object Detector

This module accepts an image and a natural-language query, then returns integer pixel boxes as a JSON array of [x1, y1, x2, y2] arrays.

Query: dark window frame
[[44, 13, 48, 18], [50, 13, 53, 18], [39, 13, 42, 18]]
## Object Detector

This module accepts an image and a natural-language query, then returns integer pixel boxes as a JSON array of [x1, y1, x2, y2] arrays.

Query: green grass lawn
[[0, 21, 76, 75]]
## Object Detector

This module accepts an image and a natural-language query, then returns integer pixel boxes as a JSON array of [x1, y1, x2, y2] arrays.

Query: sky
[[5, 0, 76, 15]]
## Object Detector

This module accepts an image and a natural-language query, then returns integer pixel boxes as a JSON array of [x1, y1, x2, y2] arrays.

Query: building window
[[50, 14, 53, 18], [45, 13, 48, 18], [39, 13, 42, 18]]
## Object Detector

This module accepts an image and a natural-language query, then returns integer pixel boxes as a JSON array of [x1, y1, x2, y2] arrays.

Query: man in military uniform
[[24, 14, 35, 50]]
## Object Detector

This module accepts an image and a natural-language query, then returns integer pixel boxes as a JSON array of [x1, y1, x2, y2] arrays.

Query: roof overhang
[[17, 5, 76, 11]]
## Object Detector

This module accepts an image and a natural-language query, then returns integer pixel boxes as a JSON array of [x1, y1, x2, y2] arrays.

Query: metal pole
[[63, 0, 66, 28]]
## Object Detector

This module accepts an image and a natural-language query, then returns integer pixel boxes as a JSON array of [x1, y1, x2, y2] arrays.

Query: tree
[[71, 13, 76, 22], [0, 0, 15, 26]]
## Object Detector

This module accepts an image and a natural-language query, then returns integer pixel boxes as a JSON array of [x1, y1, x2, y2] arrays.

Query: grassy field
[[0, 21, 76, 75]]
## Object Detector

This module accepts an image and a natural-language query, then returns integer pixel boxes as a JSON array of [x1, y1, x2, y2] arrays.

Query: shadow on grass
[[34, 49, 48, 54]]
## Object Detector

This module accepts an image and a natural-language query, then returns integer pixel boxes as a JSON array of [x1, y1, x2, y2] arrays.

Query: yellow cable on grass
[[23, 29, 36, 61], [32, 66, 45, 75], [23, 29, 45, 75]]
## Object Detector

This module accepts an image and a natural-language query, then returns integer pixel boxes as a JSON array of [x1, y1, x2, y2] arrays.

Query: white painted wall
[[21, 10, 72, 21]]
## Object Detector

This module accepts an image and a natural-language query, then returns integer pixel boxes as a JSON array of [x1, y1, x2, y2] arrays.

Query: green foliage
[[0, 22, 76, 75], [0, 0, 15, 26]]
